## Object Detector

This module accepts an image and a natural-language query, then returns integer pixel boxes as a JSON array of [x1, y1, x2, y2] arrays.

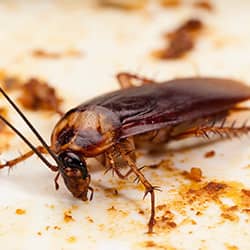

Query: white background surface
[[0, 1, 250, 249]]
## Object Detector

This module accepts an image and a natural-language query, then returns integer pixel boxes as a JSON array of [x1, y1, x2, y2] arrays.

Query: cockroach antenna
[[0, 114, 57, 171], [0, 87, 60, 169]]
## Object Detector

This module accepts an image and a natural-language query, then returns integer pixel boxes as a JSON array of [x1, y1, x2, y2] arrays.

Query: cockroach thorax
[[51, 105, 121, 156]]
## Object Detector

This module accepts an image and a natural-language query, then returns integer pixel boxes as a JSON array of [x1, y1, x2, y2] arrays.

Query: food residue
[[190, 167, 202, 182], [160, 0, 180, 7], [18, 78, 63, 114], [67, 236, 77, 243], [155, 205, 177, 231], [31, 49, 83, 59], [15, 208, 26, 215], [64, 210, 75, 223], [193, 1, 213, 11], [153, 18, 204, 59], [204, 150, 215, 158], [98, 0, 148, 10], [86, 216, 94, 223], [0, 70, 22, 91]]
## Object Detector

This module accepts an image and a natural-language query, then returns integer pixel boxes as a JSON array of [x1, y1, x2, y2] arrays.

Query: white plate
[[0, 1, 250, 249]]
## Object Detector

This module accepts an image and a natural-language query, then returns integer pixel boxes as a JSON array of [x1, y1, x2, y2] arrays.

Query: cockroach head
[[58, 151, 91, 201]]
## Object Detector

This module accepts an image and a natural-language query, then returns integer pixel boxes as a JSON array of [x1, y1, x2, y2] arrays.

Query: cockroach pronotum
[[1, 72, 250, 233]]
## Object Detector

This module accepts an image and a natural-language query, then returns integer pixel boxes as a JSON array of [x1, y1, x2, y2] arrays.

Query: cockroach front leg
[[0, 146, 47, 169], [0, 146, 59, 188], [118, 145, 160, 234], [116, 72, 157, 89]]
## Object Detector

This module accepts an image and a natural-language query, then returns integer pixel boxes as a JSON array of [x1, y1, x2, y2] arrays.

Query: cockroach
[[1, 72, 250, 233]]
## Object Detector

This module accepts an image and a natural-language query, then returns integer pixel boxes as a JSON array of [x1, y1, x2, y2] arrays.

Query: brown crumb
[[193, 1, 213, 11], [64, 210, 75, 223], [86, 216, 94, 223], [203, 182, 227, 194], [160, 0, 180, 7], [53, 226, 61, 230], [104, 188, 118, 197], [98, 0, 148, 10], [107, 206, 117, 212], [221, 212, 239, 222], [37, 232, 42, 236], [138, 209, 145, 215], [15, 208, 26, 215], [0, 70, 22, 91], [144, 241, 156, 248], [18, 78, 62, 114], [225, 244, 238, 250], [67, 236, 77, 243], [31, 49, 83, 59], [189, 167, 202, 182], [241, 189, 250, 197], [204, 150, 215, 158], [153, 18, 203, 60], [143, 240, 176, 249]]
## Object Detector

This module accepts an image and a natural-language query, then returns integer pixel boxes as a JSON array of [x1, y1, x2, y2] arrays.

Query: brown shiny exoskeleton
[[1, 73, 250, 233]]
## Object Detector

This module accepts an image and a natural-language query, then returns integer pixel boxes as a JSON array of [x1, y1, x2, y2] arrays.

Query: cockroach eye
[[58, 151, 88, 179]]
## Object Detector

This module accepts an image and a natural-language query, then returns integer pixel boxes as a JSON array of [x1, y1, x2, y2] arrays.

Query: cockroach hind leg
[[172, 120, 250, 141], [116, 72, 157, 89]]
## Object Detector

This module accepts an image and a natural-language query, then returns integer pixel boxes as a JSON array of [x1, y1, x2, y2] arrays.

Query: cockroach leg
[[54, 172, 60, 190], [230, 107, 250, 113], [119, 145, 159, 233], [116, 72, 156, 89], [171, 121, 250, 140], [104, 152, 134, 179], [0, 145, 53, 169]]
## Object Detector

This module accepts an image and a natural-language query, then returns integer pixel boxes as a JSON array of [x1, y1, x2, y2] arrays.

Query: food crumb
[[86, 216, 94, 223], [153, 18, 204, 60], [64, 210, 75, 223], [54, 226, 61, 230], [138, 209, 145, 215], [193, 1, 213, 11], [18, 78, 62, 114], [67, 236, 77, 243], [31, 49, 83, 59], [183, 167, 202, 182], [15, 208, 26, 215], [98, 0, 148, 10], [144, 241, 156, 247], [204, 150, 215, 158], [160, 0, 180, 7], [0, 69, 22, 91], [37, 232, 42, 236], [190, 167, 202, 182], [225, 244, 238, 250]]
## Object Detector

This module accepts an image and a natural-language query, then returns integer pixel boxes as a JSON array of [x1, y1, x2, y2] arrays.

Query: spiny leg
[[104, 151, 135, 179], [0, 146, 47, 169], [171, 120, 250, 140], [104, 138, 137, 179], [116, 72, 157, 89], [0, 146, 59, 188], [118, 144, 160, 234]]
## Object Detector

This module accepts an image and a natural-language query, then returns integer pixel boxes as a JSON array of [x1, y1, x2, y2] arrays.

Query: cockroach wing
[[80, 78, 250, 138]]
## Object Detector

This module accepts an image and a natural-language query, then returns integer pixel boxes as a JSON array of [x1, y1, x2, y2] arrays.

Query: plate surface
[[0, 1, 250, 249]]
